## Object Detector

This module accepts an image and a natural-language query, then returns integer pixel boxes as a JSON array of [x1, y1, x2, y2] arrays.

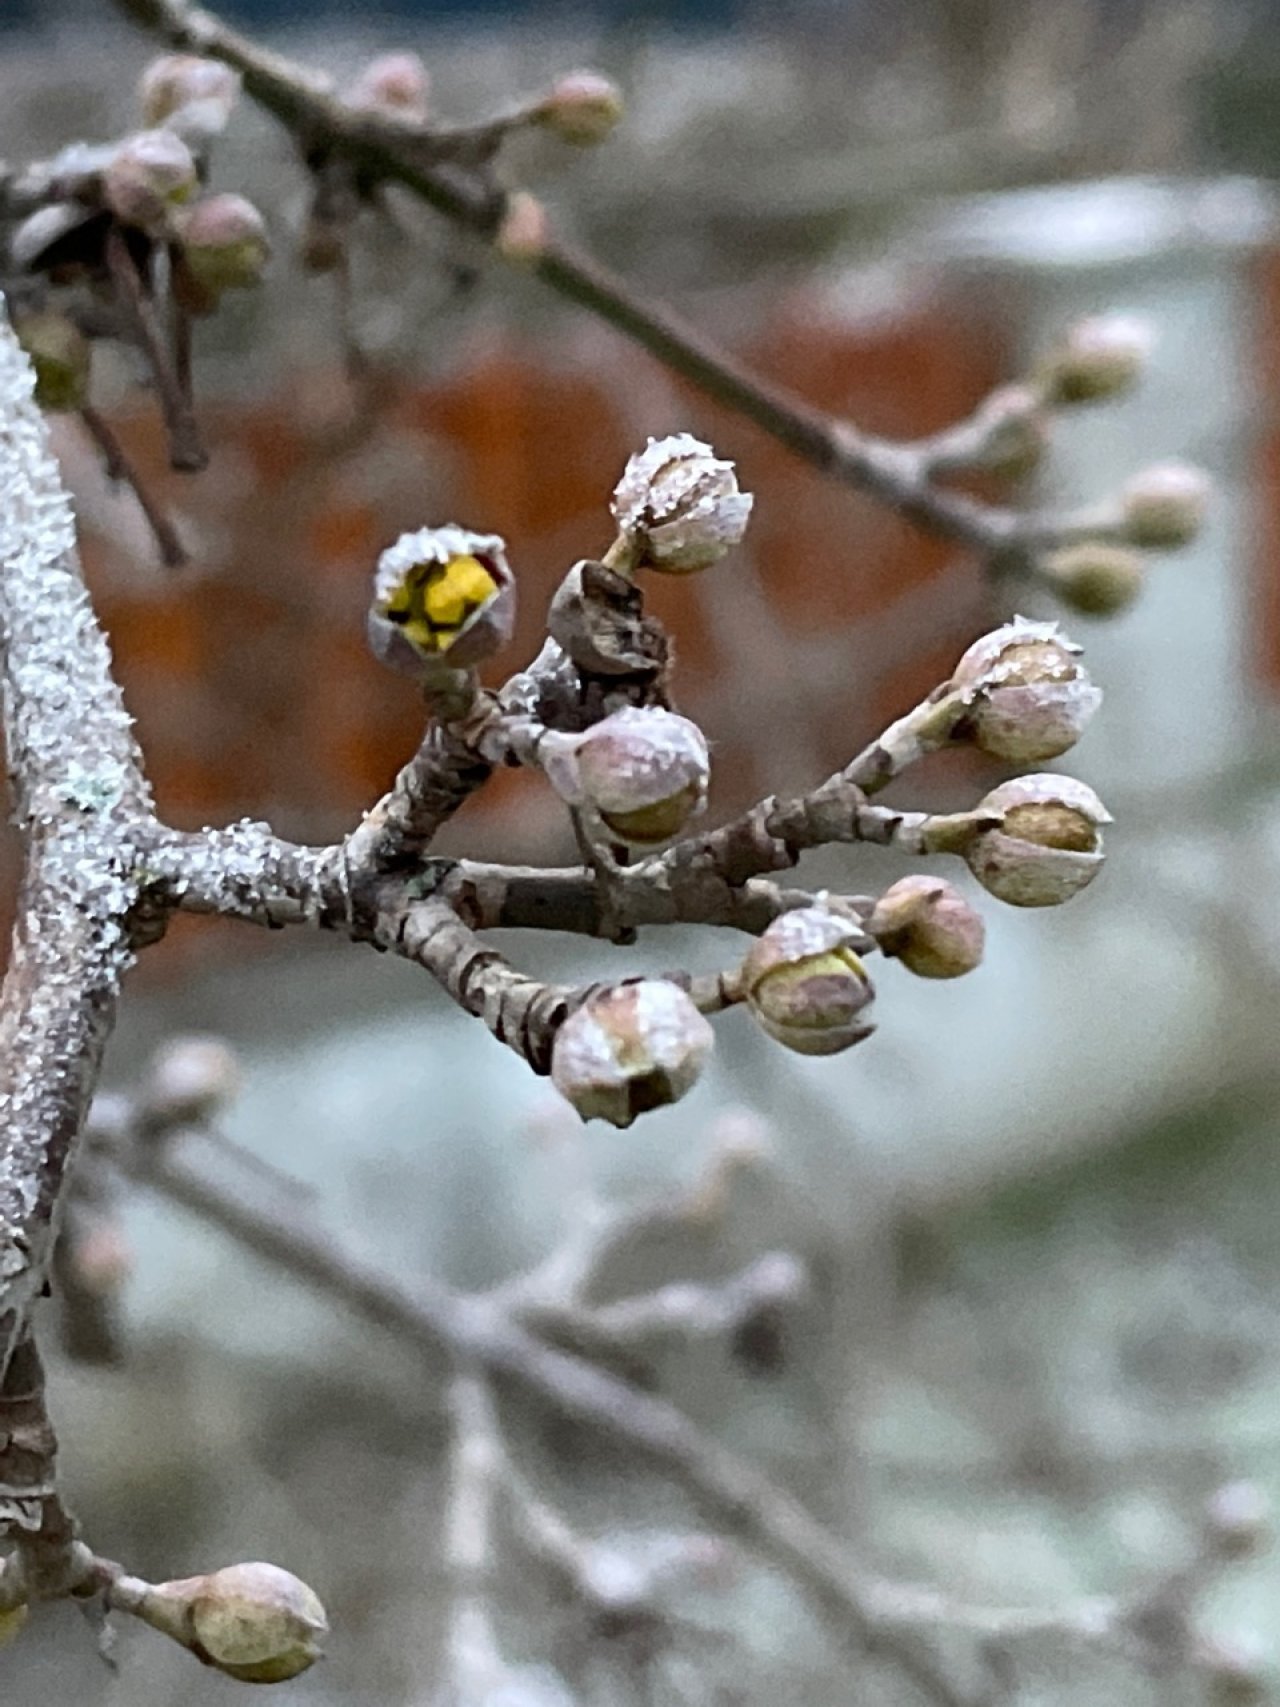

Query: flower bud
[[1039, 543, 1145, 617], [966, 384, 1051, 478], [139, 1563, 327, 1683], [951, 617, 1101, 764], [368, 525, 516, 676], [538, 71, 624, 146], [551, 981, 714, 1128], [174, 193, 269, 302], [0, 1606, 28, 1651], [144, 1034, 242, 1125], [1120, 460, 1211, 549], [496, 190, 549, 264], [965, 774, 1110, 908], [347, 51, 431, 120], [740, 906, 874, 1056], [544, 706, 709, 848], [1205, 1481, 1271, 1561], [867, 876, 985, 979], [139, 54, 241, 144], [102, 129, 198, 229], [14, 309, 91, 412], [610, 434, 752, 574], [1040, 314, 1153, 405]]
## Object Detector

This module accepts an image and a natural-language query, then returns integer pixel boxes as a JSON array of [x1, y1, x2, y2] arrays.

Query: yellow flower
[[369, 526, 516, 677]]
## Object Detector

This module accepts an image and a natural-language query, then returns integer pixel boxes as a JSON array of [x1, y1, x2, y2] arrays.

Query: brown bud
[[174, 193, 269, 303], [741, 906, 874, 1056], [368, 525, 516, 677], [14, 309, 91, 411], [102, 129, 198, 229], [538, 71, 624, 146], [1120, 461, 1211, 549], [546, 559, 667, 677], [1039, 543, 1145, 617], [551, 982, 714, 1128], [951, 618, 1101, 763], [610, 434, 752, 573], [144, 1035, 242, 1125], [1040, 314, 1153, 405], [347, 51, 431, 120], [139, 54, 241, 144], [965, 774, 1110, 908], [867, 876, 985, 979], [544, 707, 710, 848]]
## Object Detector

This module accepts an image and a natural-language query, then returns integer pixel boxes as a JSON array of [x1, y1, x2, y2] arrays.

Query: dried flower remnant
[[551, 981, 714, 1128], [740, 905, 874, 1056], [544, 706, 710, 848], [951, 617, 1101, 764], [965, 774, 1111, 908], [610, 434, 753, 573], [367, 525, 516, 676], [868, 876, 985, 980]]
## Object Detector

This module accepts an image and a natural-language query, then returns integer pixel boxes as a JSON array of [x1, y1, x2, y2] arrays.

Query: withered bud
[[174, 193, 269, 302], [544, 706, 709, 848], [14, 309, 91, 412], [951, 617, 1101, 763], [741, 906, 874, 1056], [347, 51, 431, 119], [368, 524, 516, 676], [1039, 542, 1146, 617], [144, 1034, 242, 1125], [1120, 461, 1211, 549], [1205, 1481, 1271, 1561], [965, 774, 1110, 908], [496, 190, 549, 264], [611, 433, 752, 574], [1040, 313, 1154, 405], [547, 559, 667, 676], [0, 1606, 28, 1651], [551, 981, 714, 1128], [139, 54, 241, 144], [867, 876, 985, 980], [538, 71, 624, 146], [138, 1563, 327, 1684], [102, 129, 198, 229]]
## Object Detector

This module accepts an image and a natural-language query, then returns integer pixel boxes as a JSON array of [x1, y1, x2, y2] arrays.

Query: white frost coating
[[0, 296, 152, 1364], [550, 981, 713, 1127], [610, 434, 753, 572]]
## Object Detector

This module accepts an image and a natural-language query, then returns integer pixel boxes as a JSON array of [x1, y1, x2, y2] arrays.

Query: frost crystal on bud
[[551, 982, 714, 1128], [868, 876, 985, 980], [347, 51, 431, 119], [1120, 461, 1211, 549], [14, 310, 91, 412], [1041, 314, 1153, 405], [539, 71, 624, 145], [611, 434, 753, 573], [1040, 543, 1145, 617], [965, 774, 1110, 908], [545, 706, 709, 848], [175, 193, 269, 301], [139, 54, 241, 143], [741, 906, 874, 1056], [102, 129, 198, 229], [951, 617, 1101, 763], [368, 525, 516, 676], [145, 1035, 242, 1125]]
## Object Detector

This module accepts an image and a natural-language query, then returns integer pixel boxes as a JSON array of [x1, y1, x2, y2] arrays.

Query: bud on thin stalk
[[537, 71, 624, 145], [965, 774, 1110, 908], [868, 876, 985, 979], [611, 434, 753, 573], [368, 524, 516, 678], [551, 981, 714, 1128], [102, 129, 198, 230], [144, 1034, 242, 1125], [740, 905, 874, 1056], [1120, 461, 1211, 549], [951, 617, 1101, 763], [173, 193, 269, 306], [1038, 543, 1146, 617], [127, 1562, 328, 1684], [542, 706, 710, 849], [1039, 313, 1154, 405]]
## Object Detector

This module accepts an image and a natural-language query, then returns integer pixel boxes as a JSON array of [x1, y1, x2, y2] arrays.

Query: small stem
[[104, 227, 207, 473], [79, 406, 188, 569]]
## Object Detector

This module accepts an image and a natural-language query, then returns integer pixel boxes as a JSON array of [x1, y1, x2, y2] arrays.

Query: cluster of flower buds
[[738, 905, 875, 1056], [551, 981, 713, 1128], [950, 617, 1102, 763], [126, 1561, 327, 1683], [367, 525, 517, 679], [610, 434, 753, 574], [542, 706, 710, 849], [964, 774, 1110, 907]]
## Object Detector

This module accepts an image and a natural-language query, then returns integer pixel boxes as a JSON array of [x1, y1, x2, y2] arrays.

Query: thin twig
[[79, 405, 187, 569]]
